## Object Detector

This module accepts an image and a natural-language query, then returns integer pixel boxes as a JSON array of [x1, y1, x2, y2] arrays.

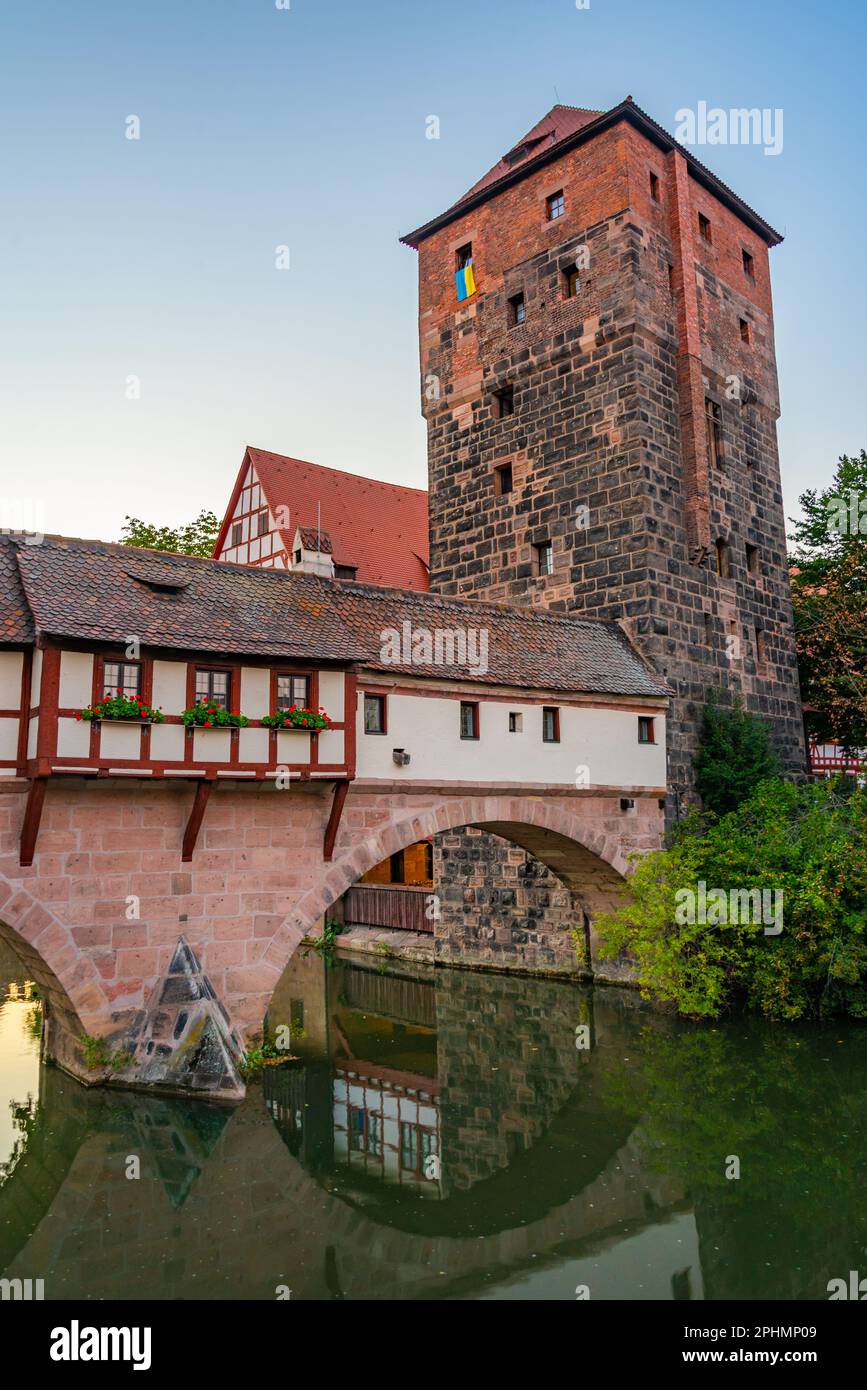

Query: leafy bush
[[594, 778, 867, 1020], [694, 691, 780, 814]]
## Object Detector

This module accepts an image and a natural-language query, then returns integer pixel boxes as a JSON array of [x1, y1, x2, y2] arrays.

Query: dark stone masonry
[[404, 101, 807, 971]]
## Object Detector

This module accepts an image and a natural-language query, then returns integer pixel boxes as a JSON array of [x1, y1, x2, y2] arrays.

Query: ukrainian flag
[[455, 262, 476, 301]]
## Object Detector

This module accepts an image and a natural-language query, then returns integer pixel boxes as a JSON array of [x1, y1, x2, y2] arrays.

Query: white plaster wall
[[318, 670, 344, 721], [100, 723, 143, 760], [240, 667, 270, 716], [27, 715, 38, 758], [277, 730, 310, 763], [239, 727, 269, 762], [59, 650, 93, 709], [150, 724, 185, 761], [0, 716, 19, 762], [30, 649, 42, 707], [356, 691, 666, 787], [151, 660, 187, 715], [193, 727, 231, 761], [318, 729, 345, 764], [57, 717, 90, 758], [0, 651, 23, 707]]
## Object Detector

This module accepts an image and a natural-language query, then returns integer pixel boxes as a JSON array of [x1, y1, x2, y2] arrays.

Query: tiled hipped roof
[[3, 535, 670, 700]]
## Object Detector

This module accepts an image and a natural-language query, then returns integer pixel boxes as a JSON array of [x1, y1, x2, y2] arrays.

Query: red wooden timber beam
[[182, 779, 213, 862], [20, 776, 48, 867], [323, 779, 350, 862]]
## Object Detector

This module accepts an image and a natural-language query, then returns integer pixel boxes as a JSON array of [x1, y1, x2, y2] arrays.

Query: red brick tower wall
[[414, 117, 805, 796]]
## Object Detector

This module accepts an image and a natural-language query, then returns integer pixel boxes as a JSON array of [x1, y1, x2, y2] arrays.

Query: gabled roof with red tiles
[[214, 447, 430, 592], [6, 535, 671, 699], [401, 97, 783, 248]]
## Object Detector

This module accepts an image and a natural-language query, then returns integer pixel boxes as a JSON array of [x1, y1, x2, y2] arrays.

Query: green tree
[[119, 509, 220, 558], [693, 691, 780, 815], [789, 452, 867, 750], [594, 777, 867, 1021]]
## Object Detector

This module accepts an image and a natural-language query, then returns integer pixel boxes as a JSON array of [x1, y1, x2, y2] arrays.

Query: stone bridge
[[0, 775, 662, 1097]]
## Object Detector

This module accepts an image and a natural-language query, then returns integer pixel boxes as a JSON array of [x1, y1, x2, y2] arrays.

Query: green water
[[1, 941, 865, 1301]]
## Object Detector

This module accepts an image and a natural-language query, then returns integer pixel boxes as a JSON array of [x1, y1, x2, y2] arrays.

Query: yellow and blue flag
[[455, 262, 476, 301]]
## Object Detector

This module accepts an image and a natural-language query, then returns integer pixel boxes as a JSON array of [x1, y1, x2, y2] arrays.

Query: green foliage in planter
[[261, 706, 333, 730], [79, 693, 165, 723], [181, 701, 249, 729], [593, 777, 867, 1021], [79, 1033, 134, 1071], [693, 691, 780, 815]]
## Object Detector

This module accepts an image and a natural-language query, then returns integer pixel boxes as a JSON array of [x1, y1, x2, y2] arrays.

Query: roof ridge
[[248, 446, 428, 496]]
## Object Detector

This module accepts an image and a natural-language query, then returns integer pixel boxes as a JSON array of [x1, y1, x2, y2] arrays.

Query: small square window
[[460, 701, 479, 740], [542, 707, 560, 743], [714, 538, 730, 578], [364, 694, 386, 734], [739, 317, 751, 344], [638, 716, 655, 745], [257, 509, 269, 537], [698, 213, 712, 243], [564, 266, 580, 299], [231, 522, 243, 547], [508, 711, 523, 733], [746, 543, 760, 575], [494, 462, 513, 496], [649, 171, 660, 202], [277, 674, 310, 710], [492, 386, 514, 419], [509, 293, 526, 326], [546, 190, 565, 221], [742, 248, 755, 279], [456, 243, 473, 270], [533, 541, 554, 577], [103, 660, 141, 699], [195, 669, 230, 708], [755, 627, 767, 664]]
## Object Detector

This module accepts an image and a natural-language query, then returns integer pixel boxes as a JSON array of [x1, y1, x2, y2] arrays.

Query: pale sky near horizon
[[1, 0, 865, 545]]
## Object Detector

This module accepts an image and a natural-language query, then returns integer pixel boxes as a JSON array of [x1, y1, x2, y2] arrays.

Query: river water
[[1, 939, 865, 1301]]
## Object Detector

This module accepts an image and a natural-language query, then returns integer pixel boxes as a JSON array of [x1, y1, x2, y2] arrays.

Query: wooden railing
[[343, 884, 434, 934]]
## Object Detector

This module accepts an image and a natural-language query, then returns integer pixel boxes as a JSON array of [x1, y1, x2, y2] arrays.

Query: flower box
[[182, 702, 249, 730], [79, 693, 164, 724], [261, 705, 333, 731]]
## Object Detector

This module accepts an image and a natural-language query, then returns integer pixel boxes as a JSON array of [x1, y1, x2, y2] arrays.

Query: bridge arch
[[0, 881, 105, 1079], [261, 792, 636, 1003]]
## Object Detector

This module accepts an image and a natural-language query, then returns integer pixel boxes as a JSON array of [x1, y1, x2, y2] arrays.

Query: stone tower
[[402, 97, 806, 800]]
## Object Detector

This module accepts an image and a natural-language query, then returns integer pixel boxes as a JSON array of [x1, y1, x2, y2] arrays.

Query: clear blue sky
[[0, 0, 864, 543]]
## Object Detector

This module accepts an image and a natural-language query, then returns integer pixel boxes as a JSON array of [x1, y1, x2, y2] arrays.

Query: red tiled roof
[[215, 447, 430, 592], [8, 535, 671, 699], [0, 535, 36, 644], [457, 105, 603, 207]]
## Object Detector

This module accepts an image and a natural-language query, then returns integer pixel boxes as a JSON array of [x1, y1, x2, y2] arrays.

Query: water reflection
[[1, 943, 865, 1300]]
